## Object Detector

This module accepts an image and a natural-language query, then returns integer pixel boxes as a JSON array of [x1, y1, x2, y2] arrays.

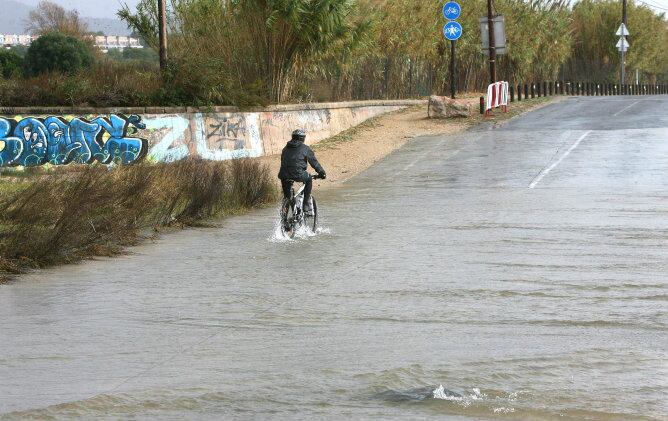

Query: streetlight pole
[[487, 0, 497, 84], [158, 0, 168, 71]]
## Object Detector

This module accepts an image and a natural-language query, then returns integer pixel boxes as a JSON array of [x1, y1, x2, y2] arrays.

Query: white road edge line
[[529, 130, 592, 189], [613, 100, 640, 116]]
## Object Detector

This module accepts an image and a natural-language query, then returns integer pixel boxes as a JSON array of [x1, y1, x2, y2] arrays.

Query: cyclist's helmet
[[292, 129, 306, 142]]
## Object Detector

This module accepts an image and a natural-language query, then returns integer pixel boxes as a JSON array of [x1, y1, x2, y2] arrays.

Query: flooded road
[[1, 96, 667, 420]]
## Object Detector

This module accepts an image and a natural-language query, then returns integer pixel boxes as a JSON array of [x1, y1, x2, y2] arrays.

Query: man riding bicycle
[[278, 129, 326, 215]]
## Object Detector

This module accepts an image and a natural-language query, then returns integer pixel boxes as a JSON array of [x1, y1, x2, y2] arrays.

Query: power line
[[641, 0, 668, 8], [638, 0, 668, 11]]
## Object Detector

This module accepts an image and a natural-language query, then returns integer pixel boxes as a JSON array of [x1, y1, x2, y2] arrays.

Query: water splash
[[432, 385, 485, 408], [268, 207, 332, 243]]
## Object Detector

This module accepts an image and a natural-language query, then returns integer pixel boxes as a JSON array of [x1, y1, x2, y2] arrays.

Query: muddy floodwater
[[1, 96, 667, 420]]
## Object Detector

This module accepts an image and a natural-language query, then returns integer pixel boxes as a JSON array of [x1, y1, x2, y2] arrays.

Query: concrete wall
[[0, 100, 424, 167]]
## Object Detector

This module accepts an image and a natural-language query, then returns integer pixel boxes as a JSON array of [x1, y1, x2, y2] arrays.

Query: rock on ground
[[428, 95, 472, 118]]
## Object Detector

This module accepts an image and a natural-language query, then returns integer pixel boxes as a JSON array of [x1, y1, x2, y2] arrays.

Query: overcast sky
[[15, 0, 668, 19]]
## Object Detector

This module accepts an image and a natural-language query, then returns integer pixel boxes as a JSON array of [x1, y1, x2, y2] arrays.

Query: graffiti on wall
[[0, 105, 406, 166], [0, 114, 148, 167], [144, 115, 191, 163], [197, 113, 262, 160], [208, 115, 246, 143], [207, 115, 248, 151], [140, 107, 395, 161]]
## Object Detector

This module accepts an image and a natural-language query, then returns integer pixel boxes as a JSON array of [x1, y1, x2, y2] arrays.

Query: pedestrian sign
[[442, 1, 461, 20], [443, 21, 463, 41]]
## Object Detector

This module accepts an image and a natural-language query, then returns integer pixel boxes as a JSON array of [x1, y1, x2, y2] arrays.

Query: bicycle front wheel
[[304, 196, 318, 234], [281, 199, 297, 239]]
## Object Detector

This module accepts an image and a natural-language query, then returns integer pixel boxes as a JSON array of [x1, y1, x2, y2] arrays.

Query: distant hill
[[0, 0, 32, 33], [87, 18, 132, 36], [0, 0, 131, 35]]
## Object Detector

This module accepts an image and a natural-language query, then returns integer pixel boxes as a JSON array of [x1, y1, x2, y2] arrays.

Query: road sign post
[[487, 0, 496, 84], [442, 2, 462, 100], [450, 40, 456, 100], [616, 23, 630, 86]]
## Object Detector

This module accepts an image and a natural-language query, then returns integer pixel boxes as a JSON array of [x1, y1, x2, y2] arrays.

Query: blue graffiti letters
[[0, 114, 148, 167]]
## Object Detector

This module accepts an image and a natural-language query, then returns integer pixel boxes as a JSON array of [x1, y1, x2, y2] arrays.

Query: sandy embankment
[[259, 96, 559, 190]]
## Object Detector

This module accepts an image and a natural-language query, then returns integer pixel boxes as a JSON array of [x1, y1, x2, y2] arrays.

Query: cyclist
[[278, 129, 326, 215]]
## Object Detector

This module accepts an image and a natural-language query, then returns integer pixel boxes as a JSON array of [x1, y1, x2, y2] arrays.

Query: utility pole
[[620, 0, 627, 85], [158, 0, 168, 71], [487, 0, 497, 84]]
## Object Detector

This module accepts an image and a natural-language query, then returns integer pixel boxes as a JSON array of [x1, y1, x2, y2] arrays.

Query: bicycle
[[280, 174, 323, 239]]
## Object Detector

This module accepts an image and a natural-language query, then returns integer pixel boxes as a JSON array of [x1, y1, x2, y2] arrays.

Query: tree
[[24, 32, 95, 76], [0, 49, 24, 78], [119, 0, 368, 103], [235, 0, 366, 102], [569, 0, 668, 83], [25, 0, 89, 38]]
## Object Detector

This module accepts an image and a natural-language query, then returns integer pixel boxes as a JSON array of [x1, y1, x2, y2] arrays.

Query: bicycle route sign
[[442, 1, 461, 20]]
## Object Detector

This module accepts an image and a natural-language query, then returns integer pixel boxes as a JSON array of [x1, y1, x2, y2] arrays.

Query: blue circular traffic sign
[[442, 1, 461, 20], [443, 21, 463, 41]]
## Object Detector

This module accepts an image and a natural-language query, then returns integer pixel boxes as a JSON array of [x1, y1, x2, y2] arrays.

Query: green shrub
[[24, 32, 95, 76], [0, 49, 24, 78], [0, 59, 161, 107], [107, 47, 159, 64], [8, 45, 28, 58]]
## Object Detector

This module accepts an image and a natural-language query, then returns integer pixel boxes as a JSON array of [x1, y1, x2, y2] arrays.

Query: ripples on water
[[2, 255, 664, 420], [3, 111, 668, 420], [359, 357, 665, 421]]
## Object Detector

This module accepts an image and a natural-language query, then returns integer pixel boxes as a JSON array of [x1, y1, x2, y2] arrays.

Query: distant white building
[[18, 35, 34, 45], [1, 34, 22, 46], [91, 35, 143, 52], [1, 34, 143, 50]]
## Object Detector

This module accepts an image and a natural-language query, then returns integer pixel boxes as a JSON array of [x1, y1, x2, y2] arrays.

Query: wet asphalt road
[[1, 96, 667, 420]]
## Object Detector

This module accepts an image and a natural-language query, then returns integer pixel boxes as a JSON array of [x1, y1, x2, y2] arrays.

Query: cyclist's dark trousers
[[281, 173, 312, 204]]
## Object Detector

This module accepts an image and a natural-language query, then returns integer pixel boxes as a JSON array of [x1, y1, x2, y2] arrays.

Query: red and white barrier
[[485, 81, 509, 115]]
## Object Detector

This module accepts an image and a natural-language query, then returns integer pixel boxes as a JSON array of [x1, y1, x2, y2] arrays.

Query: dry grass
[[0, 159, 277, 281]]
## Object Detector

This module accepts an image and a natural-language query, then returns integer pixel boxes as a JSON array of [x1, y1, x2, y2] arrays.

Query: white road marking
[[529, 130, 592, 189], [613, 100, 640, 116]]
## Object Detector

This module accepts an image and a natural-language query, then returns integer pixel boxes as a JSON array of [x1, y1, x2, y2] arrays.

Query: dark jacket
[[278, 139, 325, 180]]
